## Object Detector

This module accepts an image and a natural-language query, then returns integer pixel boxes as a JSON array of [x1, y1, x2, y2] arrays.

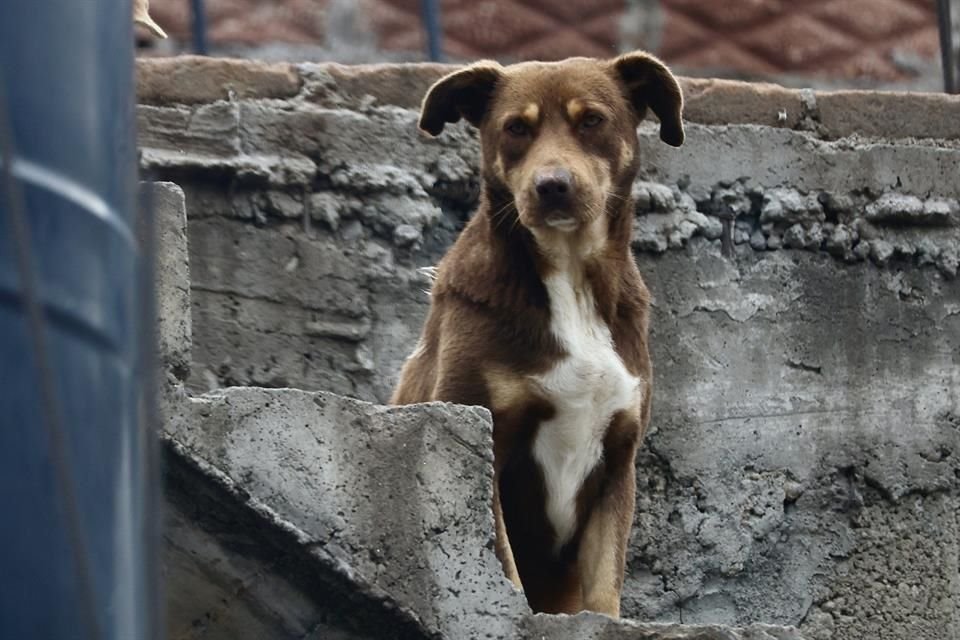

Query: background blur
[[138, 0, 960, 90]]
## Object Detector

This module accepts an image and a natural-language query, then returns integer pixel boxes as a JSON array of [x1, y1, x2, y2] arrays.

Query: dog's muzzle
[[533, 168, 578, 229]]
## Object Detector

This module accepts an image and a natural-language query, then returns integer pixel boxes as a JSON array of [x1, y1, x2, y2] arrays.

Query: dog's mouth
[[544, 214, 578, 231], [516, 200, 583, 232]]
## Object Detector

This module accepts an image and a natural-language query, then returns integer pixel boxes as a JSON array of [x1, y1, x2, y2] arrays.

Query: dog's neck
[[479, 182, 636, 322], [433, 178, 637, 336]]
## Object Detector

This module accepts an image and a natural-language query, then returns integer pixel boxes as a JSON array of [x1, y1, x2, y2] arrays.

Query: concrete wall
[[140, 58, 960, 639], [150, 179, 802, 640]]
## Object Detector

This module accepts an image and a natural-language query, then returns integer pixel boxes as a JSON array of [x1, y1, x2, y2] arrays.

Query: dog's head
[[419, 52, 683, 236]]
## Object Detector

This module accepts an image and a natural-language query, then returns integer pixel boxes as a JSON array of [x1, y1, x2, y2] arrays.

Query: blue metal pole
[[421, 0, 444, 62], [936, 0, 956, 93], [191, 0, 210, 56], [0, 1, 154, 639]]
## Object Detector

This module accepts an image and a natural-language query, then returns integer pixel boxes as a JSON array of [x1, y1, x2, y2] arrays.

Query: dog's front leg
[[577, 435, 638, 617], [493, 477, 523, 590]]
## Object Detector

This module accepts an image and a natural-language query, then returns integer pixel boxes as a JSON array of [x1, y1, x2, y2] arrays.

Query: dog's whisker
[[492, 202, 520, 232], [509, 211, 523, 233], [488, 199, 524, 234], [584, 201, 603, 223]]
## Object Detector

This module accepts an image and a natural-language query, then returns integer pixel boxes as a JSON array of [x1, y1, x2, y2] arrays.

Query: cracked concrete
[[162, 385, 804, 640], [164, 387, 525, 639], [628, 243, 960, 636], [142, 59, 960, 639]]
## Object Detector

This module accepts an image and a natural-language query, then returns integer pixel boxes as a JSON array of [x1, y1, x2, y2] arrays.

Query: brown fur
[[392, 52, 683, 616]]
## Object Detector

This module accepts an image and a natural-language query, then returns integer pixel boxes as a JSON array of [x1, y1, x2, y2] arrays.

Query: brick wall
[[143, 0, 950, 85]]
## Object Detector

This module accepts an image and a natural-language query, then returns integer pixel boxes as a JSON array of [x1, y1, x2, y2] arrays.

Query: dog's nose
[[534, 168, 573, 204]]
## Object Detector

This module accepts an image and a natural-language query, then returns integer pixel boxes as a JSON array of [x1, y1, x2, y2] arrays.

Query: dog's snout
[[534, 168, 573, 204]]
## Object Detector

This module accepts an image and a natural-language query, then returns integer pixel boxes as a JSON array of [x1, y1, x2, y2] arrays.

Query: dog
[[391, 51, 684, 617]]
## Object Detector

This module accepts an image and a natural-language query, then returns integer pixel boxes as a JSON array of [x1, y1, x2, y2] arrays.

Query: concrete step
[[161, 385, 803, 640]]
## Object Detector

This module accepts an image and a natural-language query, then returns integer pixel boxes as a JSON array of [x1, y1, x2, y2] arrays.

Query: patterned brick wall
[[363, 0, 628, 60], [145, 0, 943, 81], [661, 0, 941, 80], [148, 0, 331, 45]]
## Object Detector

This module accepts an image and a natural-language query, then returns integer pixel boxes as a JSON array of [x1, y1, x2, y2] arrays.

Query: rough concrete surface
[[162, 386, 803, 639], [166, 387, 527, 640], [138, 56, 303, 105], [141, 59, 960, 639], [630, 245, 960, 633], [164, 493, 374, 640], [146, 181, 191, 380], [136, 59, 960, 141]]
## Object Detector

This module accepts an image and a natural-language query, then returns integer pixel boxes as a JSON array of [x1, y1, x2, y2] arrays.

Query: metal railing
[[936, 0, 957, 93], [187, 0, 445, 61]]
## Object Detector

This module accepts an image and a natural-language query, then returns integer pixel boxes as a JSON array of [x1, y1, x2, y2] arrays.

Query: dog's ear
[[419, 62, 503, 136], [610, 51, 684, 147]]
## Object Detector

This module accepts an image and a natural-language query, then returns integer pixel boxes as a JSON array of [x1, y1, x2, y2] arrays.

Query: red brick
[[663, 0, 784, 30], [524, 0, 622, 24], [659, 0, 939, 80], [832, 50, 902, 82], [443, 2, 554, 53], [513, 29, 614, 61], [892, 25, 942, 58], [741, 14, 859, 71], [659, 10, 710, 60], [810, 0, 929, 42], [672, 42, 780, 76]]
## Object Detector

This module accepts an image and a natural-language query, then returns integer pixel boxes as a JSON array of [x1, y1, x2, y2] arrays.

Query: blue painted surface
[[0, 1, 151, 638], [421, 0, 444, 62], [190, 0, 210, 56]]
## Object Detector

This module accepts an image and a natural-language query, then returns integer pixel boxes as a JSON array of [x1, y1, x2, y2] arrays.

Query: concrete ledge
[[304, 62, 456, 111], [523, 614, 804, 639], [816, 90, 960, 141], [164, 387, 525, 639], [136, 57, 960, 140], [143, 181, 191, 380], [137, 56, 302, 105], [162, 387, 804, 639], [679, 78, 808, 130]]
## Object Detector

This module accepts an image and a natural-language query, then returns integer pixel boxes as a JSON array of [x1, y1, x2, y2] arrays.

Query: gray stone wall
[[141, 59, 960, 639]]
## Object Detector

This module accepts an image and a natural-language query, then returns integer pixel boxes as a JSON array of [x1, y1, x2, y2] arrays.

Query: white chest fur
[[531, 272, 641, 550]]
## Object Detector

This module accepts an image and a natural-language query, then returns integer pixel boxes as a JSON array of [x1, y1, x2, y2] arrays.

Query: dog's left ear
[[610, 51, 684, 147]]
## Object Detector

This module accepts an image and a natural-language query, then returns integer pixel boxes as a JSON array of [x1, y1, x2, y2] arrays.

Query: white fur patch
[[407, 338, 427, 361], [531, 272, 641, 550]]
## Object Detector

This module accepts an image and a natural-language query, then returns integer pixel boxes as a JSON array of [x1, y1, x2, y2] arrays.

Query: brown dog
[[391, 52, 683, 617]]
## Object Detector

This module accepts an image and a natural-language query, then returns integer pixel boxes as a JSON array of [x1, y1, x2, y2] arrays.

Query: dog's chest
[[530, 273, 640, 549]]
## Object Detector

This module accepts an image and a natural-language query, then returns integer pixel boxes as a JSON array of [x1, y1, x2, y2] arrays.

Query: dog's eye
[[505, 120, 530, 137], [580, 113, 604, 129]]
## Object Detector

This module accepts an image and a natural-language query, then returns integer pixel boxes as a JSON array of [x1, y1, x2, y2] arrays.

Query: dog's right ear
[[419, 62, 503, 136], [610, 51, 684, 147]]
